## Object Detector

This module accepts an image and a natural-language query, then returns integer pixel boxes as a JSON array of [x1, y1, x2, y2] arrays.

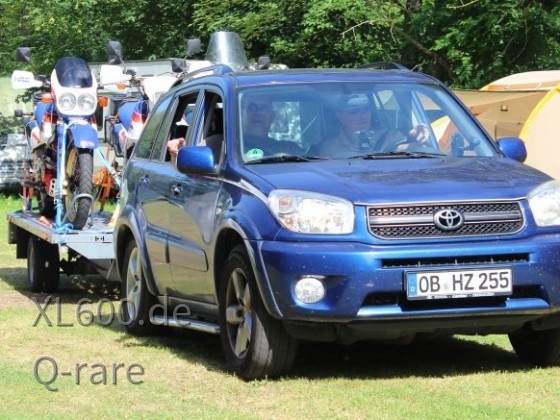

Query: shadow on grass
[[0, 266, 533, 381], [0, 266, 119, 304], [115, 327, 532, 381]]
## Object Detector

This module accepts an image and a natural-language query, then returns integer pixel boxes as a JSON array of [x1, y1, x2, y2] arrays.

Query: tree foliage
[[0, 0, 559, 88]]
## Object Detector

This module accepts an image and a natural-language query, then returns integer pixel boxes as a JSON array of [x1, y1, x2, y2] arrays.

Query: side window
[[134, 96, 172, 159], [372, 90, 401, 131], [160, 90, 200, 162], [196, 90, 225, 163], [414, 89, 493, 157], [416, 91, 456, 152], [268, 100, 321, 151]]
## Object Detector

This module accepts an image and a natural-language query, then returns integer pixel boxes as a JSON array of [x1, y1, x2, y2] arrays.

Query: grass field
[[1, 193, 559, 418]]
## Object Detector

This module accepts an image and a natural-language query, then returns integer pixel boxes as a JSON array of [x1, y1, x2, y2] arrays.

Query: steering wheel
[[378, 130, 409, 152]]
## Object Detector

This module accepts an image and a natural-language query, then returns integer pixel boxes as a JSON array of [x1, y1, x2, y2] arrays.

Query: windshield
[[238, 82, 495, 163], [54, 57, 93, 88]]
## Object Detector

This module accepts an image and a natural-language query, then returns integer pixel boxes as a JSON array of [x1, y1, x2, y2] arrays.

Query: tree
[[1, 0, 559, 88]]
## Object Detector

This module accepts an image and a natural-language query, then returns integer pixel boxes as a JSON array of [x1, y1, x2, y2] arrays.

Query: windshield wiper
[[246, 154, 327, 164], [348, 151, 446, 159]]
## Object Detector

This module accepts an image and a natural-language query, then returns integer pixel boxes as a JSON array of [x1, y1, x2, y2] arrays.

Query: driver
[[320, 94, 430, 158]]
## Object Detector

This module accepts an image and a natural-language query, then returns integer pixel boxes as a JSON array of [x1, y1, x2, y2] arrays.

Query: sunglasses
[[245, 102, 273, 113]]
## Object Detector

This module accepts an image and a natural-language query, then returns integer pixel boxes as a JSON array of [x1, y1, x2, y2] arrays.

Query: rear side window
[[134, 96, 172, 159]]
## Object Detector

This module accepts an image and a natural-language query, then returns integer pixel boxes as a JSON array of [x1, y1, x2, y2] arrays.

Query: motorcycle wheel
[[32, 146, 56, 218], [38, 191, 55, 218], [64, 148, 93, 230]]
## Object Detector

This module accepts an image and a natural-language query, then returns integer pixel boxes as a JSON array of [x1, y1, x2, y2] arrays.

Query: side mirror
[[257, 56, 271, 70], [186, 38, 202, 56], [176, 146, 216, 174], [11, 70, 43, 89], [15, 47, 31, 63], [171, 58, 186, 73], [107, 40, 123, 65], [497, 137, 527, 162]]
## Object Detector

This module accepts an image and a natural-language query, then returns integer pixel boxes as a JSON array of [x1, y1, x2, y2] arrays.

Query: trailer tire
[[27, 237, 60, 293], [120, 239, 155, 335]]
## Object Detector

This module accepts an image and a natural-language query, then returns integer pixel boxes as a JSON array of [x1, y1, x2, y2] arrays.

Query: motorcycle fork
[[54, 123, 68, 227]]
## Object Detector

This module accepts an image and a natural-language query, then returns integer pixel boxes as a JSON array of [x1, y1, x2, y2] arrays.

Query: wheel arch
[[213, 225, 283, 319], [114, 210, 159, 297]]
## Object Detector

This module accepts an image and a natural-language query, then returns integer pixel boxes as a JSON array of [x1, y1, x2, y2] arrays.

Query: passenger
[[167, 110, 191, 160], [168, 95, 303, 162], [241, 94, 302, 159], [320, 94, 431, 158]]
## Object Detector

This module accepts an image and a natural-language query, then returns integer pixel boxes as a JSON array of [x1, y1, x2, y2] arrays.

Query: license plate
[[406, 267, 512, 300]]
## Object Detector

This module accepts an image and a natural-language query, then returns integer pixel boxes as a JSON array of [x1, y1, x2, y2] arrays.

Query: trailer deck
[[8, 210, 115, 260], [8, 209, 119, 292]]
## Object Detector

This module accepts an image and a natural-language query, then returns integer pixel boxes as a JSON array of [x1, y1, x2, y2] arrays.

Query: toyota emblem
[[433, 209, 464, 231]]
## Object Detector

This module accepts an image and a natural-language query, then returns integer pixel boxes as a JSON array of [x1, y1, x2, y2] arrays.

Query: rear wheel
[[219, 245, 297, 380], [120, 239, 155, 335], [509, 328, 560, 366], [65, 148, 93, 229], [31, 146, 55, 218], [27, 237, 60, 293], [38, 191, 55, 218]]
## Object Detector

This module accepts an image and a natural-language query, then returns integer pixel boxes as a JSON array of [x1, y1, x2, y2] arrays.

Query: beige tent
[[453, 71, 560, 179]]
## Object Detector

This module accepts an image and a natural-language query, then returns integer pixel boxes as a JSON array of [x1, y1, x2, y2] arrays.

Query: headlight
[[528, 180, 560, 226], [58, 93, 76, 112], [77, 94, 96, 113], [268, 189, 354, 234]]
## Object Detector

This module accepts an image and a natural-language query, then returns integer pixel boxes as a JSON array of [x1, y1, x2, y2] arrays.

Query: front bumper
[[249, 234, 560, 338]]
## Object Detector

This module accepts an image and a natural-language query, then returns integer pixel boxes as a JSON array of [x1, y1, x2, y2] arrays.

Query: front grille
[[368, 201, 524, 239], [361, 285, 544, 309], [0, 160, 25, 176], [382, 253, 529, 269]]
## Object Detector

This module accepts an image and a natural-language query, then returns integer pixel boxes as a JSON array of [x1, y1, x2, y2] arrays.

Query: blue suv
[[114, 66, 560, 379]]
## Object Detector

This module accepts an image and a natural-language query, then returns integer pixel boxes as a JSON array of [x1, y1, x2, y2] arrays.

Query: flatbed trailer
[[7, 209, 119, 293]]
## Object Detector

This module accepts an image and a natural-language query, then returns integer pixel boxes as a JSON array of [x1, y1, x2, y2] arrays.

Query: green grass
[[1, 193, 560, 418]]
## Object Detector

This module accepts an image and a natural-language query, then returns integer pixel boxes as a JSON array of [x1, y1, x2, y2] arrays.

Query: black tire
[[64, 148, 93, 230], [27, 237, 60, 293], [38, 191, 55, 219], [509, 328, 560, 366], [32, 146, 55, 218], [120, 239, 155, 335], [219, 245, 298, 380]]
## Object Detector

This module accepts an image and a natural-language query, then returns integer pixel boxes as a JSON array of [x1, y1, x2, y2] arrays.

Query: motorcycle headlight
[[528, 180, 560, 226], [77, 93, 96, 113], [268, 189, 354, 234], [58, 93, 76, 112]]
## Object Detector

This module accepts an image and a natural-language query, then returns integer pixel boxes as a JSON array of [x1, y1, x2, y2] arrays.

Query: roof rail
[[179, 64, 235, 82], [358, 61, 409, 71]]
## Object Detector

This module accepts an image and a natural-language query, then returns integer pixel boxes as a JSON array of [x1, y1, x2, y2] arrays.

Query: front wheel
[[509, 327, 560, 366], [219, 245, 298, 380], [64, 148, 93, 230]]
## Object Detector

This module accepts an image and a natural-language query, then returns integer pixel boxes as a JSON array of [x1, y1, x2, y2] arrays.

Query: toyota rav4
[[114, 65, 560, 379]]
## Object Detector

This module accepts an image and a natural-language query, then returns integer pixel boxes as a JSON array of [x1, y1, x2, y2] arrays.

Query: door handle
[[141, 174, 150, 185]]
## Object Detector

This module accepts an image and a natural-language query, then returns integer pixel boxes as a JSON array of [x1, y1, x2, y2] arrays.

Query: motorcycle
[[99, 38, 217, 160], [100, 41, 184, 160], [100, 32, 275, 160], [12, 47, 100, 230]]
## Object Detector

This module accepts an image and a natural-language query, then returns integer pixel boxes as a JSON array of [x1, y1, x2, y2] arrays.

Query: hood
[[241, 157, 550, 204]]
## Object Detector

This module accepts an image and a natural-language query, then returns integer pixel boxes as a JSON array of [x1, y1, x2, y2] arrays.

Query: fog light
[[295, 277, 325, 304]]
